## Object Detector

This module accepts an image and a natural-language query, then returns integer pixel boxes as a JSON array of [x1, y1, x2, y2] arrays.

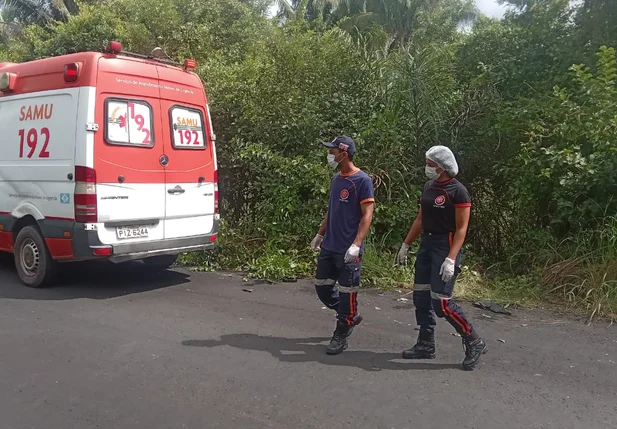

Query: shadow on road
[[0, 253, 190, 301], [182, 333, 463, 372]]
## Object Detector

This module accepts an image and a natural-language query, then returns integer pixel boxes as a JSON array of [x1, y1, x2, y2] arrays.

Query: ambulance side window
[[105, 98, 155, 147], [169, 105, 206, 150]]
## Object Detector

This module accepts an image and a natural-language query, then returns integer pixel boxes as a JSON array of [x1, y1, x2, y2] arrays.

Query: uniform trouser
[[413, 232, 474, 337], [315, 248, 361, 326]]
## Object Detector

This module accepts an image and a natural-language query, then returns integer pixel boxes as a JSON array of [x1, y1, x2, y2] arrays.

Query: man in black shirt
[[396, 145, 487, 370]]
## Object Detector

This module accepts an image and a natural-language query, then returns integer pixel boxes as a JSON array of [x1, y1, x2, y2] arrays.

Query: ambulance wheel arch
[[11, 202, 45, 221], [11, 217, 58, 288]]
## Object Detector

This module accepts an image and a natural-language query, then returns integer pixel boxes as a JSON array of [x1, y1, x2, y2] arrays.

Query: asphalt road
[[1, 254, 616, 429]]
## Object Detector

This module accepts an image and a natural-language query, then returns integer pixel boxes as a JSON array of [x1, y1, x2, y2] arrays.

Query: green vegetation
[[2, 0, 616, 319]]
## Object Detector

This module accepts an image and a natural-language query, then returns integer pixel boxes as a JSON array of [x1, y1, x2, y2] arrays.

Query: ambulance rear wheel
[[142, 254, 178, 270], [14, 225, 58, 288]]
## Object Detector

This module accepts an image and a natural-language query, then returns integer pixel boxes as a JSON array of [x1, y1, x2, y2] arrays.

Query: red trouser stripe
[[441, 299, 470, 335], [346, 293, 357, 326]]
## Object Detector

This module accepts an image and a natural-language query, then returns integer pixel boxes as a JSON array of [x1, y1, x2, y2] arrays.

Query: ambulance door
[[92, 58, 166, 245], [156, 83, 215, 239], [160, 101, 216, 239]]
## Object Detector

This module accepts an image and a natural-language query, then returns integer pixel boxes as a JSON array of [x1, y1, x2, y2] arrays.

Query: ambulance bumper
[[71, 223, 219, 263], [107, 234, 217, 263]]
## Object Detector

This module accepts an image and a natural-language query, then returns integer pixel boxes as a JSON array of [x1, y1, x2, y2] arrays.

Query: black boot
[[402, 329, 436, 359], [462, 331, 488, 370], [326, 321, 353, 355]]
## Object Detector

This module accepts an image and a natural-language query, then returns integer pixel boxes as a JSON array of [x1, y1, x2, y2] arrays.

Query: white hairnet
[[426, 145, 459, 177]]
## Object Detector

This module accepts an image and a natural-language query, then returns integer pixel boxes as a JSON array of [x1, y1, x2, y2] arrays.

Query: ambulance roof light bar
[[104, 40, 197, 72]]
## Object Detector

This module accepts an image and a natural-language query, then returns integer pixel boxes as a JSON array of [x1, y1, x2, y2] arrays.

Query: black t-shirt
[[419, 178, 471, 234]]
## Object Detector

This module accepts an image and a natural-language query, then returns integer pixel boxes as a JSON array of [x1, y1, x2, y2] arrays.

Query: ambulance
[[0, 41, 219, 288]]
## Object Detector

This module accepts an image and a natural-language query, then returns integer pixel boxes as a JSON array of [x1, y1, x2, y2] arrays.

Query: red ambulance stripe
[[45, 238, 74, 260], [45, 216, 75, 222], [0, 214, 74, 224], [0, 231, 13, 251]]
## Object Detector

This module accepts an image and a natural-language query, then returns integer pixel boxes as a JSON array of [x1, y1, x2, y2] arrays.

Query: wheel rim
[[20, 239, 40, 277]]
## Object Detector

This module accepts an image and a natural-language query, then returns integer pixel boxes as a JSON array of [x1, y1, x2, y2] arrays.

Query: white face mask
[[327, 153, 340, 169], [425, 165, 441, 180]]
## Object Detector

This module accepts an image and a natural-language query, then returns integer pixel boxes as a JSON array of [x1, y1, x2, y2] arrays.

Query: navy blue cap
[[323, 135, 356, 156]]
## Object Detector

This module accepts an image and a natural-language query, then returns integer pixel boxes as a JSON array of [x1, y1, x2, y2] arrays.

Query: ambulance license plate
[[116, 226, 149, 239]]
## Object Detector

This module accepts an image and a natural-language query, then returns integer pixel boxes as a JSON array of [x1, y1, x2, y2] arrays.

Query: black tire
[[142, 254, 178, 270], [13, 225, 58, 288]]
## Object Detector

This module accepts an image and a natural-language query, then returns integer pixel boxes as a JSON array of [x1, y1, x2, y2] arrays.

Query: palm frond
[[0, 0, 76, 24]]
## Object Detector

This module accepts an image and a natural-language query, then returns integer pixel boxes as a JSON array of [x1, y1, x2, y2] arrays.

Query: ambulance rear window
[[169, 105, 207, 150], [105, 98, 155, 147]]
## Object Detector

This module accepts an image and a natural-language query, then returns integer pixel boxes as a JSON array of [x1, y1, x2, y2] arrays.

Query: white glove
[[439, 257, 456, 282], [311, 234, 323, 251], [344, 244, 360, 263], [396, 242, 410, 265]]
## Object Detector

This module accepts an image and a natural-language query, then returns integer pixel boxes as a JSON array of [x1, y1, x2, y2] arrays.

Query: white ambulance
[[0, 41, 219, 287]]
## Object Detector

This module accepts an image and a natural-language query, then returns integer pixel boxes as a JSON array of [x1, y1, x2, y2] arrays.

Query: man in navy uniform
[[310, 136, 375, 355]]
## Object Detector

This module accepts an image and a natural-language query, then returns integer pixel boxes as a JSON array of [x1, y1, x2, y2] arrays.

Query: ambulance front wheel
[[14, 225, 58, 288], [142, 254, 178, 270]]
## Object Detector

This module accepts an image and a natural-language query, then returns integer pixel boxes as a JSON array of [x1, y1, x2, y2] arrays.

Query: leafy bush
[[518, 46, 617, 236]]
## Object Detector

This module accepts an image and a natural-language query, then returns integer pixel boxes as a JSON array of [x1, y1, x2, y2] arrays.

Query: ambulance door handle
[[168, 186, 185, 195]]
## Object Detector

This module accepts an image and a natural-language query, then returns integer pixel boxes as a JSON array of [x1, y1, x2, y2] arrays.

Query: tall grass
[[537, 216, 617, 322], [178, 217, 617, 322], [360, 237, 414, 289]]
